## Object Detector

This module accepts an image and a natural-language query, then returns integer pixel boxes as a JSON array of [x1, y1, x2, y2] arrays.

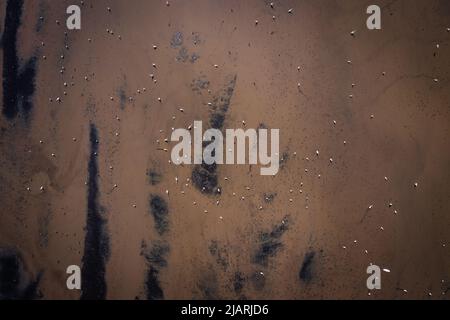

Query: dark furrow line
[[80, 124, 109, 300], [2, 0, 23, 119], [2, 0, 37, 120]]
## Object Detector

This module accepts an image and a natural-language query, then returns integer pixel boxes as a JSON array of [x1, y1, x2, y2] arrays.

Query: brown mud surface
[[1, 0, 450, 299]]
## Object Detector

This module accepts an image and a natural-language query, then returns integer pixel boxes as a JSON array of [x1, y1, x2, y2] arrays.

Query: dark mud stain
[[176, 46, 189, 62], [190, 32, 203, 45], [279, 151, 289, 170], [191, 75, 237, 194], [118, 87, 127, 110], [233, 271, 246, 294], [2, 0, 37, 120], [190, 53, 200, 63], [258, 123, 268, 130], [191, 76, 210, 94], [263, 192, 277, 203], [38, 209, 51, 248], [170, 31, 183, 48], [198, 268, 219, 299], [141, 240, 169, 300], [208, 240, 229, 270], [116, 76, 129, 110], [146, 266, 164, 300], [142, 241, 170, 269], [210, 112, 225, 129], [299, 251, 316, 283], [192, 163, 219, 194], [252, 217, 289, 266], [2, 0, 22, 119], [0, 248, 41, 300], [147, 169, 162, 185], [175, 44, 199, 63], [250, 271, 266, 291], [81, 124, 110, 300], [35, 2, 47, 32], [209, 75, 237, 129], [149, 195, 169, 235], [17, 58, 37, 115]]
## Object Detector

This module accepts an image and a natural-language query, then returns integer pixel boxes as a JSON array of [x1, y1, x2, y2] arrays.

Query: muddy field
[[1, 0, 450, 300]]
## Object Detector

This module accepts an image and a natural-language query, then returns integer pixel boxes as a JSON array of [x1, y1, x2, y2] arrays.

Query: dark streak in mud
[[2, 0, 37, 119], [299, 251, 316, 283], [233, 271, 246, 294], [279, 151, 289, 170], [143, 241, 170, 269], [142, 241, 169, 300], [192, 163, 219, 195], [115, 76, 129, 110], [17, 58, 37, 115], [209, 75, 237, 129], [2, 0, 23, 118], [81, 124, 109, 300], [191, 75, 237, 194], [253, 217, 289, 266], [149, 195, 169, 235], [198, 268, 219, 299], [147, 169, 162, 185], [146, 266, 164, 300], [209, 240, 229, 269], [118, 87, 127, 110], [38, 209, 51, 248], [0, 248, 41, 300], [35, 2, 47, 32]]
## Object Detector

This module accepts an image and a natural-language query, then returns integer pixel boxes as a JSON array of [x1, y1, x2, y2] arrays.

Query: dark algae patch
[[149, 195, 169, 235], [0, 248, 41, 300], [299, 251, 316, 283], [2, 0, 37, 119], [81, 124, 109, 300], [191, 75, 237, 194], [253, 217, 289, 266]]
